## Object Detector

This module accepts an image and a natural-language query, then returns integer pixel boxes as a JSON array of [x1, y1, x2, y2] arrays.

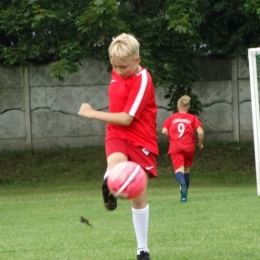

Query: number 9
[[177, 123, 185, 137]]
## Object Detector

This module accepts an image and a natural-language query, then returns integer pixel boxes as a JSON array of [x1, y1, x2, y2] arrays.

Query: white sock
[[103, 169, 111, 180], [132, 205, 149, 255]]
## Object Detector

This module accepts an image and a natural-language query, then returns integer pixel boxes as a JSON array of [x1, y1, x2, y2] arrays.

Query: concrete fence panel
[[0, 57, 254, 151]]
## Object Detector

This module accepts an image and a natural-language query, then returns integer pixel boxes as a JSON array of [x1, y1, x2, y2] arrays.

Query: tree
[[1, 0, 260, 115], [193, 0, 260, 57], [0, 0, 119, 79]]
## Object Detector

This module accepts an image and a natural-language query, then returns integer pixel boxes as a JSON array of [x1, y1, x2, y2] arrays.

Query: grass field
[[0, 142, 259, 260]]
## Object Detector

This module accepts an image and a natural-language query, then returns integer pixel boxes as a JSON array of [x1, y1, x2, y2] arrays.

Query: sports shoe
[[180, 180, 187, 202], [101, 178, 117, 210], [137, 251, 151, 260]]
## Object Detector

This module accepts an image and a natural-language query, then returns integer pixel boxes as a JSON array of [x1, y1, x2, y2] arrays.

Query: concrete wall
[[0, 57, 255, 151]]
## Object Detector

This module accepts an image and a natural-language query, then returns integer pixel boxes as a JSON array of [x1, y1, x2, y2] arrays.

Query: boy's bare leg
[[102, 152, 127, 210]]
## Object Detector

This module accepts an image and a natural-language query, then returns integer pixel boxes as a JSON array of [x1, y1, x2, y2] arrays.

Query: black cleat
[[102, 178, 117, 210], [137, 251, 151, 260]]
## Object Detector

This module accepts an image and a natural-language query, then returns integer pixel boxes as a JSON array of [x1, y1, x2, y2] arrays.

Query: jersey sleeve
[[123, 70, 152, 118], [193, 116, 202, 129], [162, 116, 172, 130]]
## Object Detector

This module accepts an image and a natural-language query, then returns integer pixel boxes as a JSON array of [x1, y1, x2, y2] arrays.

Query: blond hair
[[177, 95, 191, 109], [108, 33, 140, 61]]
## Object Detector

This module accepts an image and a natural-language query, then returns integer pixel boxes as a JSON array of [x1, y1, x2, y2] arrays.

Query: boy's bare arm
[[196, 126, 204, 149], [78, 103, 133, 126], [162, 127, 169, 137]]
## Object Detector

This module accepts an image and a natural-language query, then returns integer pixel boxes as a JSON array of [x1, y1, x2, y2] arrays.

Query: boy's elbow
[[123, 120, 132, 126], [197, 127, 204, 135], [122, 114, 134, 126]]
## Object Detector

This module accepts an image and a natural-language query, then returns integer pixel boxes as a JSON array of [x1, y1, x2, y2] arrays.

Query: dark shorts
[[105, 138, 157, 178]]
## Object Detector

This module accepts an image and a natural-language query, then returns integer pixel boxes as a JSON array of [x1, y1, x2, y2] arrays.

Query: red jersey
[[106, 68, 158, 156], [162, 112, 202, 154]]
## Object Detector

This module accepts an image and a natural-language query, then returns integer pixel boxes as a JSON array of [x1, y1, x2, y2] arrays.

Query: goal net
[[248, 48, 260, 196]]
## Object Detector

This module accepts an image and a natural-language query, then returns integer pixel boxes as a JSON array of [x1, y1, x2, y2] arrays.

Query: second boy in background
[[162, 95, 204, 202]]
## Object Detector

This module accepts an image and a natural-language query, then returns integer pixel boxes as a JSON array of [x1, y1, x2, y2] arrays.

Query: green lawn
[[0, 142, 259, 259]]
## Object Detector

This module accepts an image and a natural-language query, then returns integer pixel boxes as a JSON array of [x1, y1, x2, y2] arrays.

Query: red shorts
[[105, 138, 157, 178], [170, 150, 194, 171]]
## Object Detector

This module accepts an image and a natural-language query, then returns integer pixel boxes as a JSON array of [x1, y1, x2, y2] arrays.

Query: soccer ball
[[107, 161, 146, 199]]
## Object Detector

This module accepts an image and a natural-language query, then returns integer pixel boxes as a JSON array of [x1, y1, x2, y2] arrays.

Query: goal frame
[[248, 48, 260, 196]]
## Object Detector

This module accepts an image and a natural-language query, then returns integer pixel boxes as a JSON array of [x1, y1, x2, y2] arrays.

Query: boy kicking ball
[[78, 33, 158, 260], [162, 95, 204, 202]]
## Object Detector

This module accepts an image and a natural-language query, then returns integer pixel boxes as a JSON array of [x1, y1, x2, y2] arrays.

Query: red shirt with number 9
[[162, 112, 202, 154]]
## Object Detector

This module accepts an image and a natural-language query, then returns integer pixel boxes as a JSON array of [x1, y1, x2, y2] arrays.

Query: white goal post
[[248, 48, 260, 196]]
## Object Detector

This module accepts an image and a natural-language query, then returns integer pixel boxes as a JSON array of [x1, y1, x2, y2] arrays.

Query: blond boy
[[162, 95, 204, 202], [78, 33, 158, 260]]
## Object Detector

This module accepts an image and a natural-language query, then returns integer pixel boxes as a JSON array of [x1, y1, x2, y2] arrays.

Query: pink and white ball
[[107, 161, 147, 199]]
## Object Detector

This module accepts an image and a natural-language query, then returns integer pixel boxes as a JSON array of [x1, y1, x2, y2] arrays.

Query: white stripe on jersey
[[129, 70, 147, 116]]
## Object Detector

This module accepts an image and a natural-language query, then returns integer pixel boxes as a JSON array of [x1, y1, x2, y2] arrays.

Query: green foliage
[[0, 0, 118, 80], [117, 0, 203, 114], [165, 0, 199, 34], [256, 54, 260, 84], [245, 0, 260, 17], [1, 0, 260, 114], [194, 0, 260, 57]]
